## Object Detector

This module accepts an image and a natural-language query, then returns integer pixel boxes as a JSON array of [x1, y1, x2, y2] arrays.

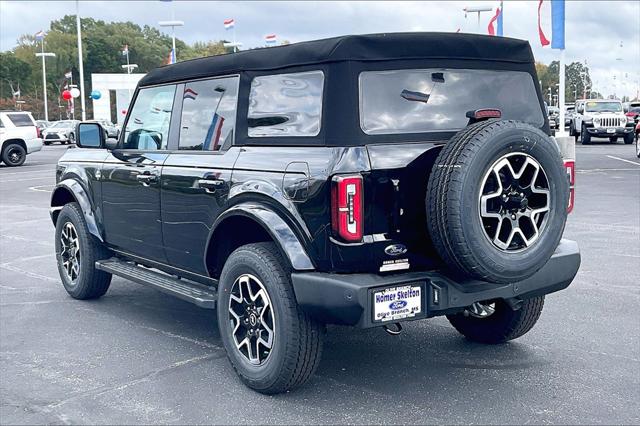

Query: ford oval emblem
[[385, 244, 408, 256], [389, 300, 407, 310]]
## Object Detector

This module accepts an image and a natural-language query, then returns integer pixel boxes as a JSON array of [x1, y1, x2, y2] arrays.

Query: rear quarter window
[[359, 69, 544, 135], [6, 113, 35, 127], [248, 71, 324, 137]]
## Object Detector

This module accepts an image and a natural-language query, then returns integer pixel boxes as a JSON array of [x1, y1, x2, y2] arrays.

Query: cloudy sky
[[1, 0, 639, 98]]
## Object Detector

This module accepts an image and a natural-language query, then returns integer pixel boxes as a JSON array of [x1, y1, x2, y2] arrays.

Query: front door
[[161, 76, 240, 275], [101, 84, 177, 262]]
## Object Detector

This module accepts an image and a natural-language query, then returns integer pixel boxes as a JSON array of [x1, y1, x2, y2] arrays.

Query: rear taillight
[[36, 127, 41, 138], [564, 160, 575, 213], [331, 175, 363, 242]]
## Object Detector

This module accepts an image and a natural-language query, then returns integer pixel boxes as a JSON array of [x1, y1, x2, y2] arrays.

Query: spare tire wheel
[[426, 120, 568, 284]]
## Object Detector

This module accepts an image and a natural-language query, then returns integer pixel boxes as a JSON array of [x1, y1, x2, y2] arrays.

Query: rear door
[[101, 84, 176, 262], [161, 76, 241, 275]]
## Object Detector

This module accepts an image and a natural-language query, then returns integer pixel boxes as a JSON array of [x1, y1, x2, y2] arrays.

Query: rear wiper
[[401, 89, 430, 103]]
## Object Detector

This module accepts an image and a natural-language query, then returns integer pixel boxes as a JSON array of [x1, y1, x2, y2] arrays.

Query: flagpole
[[76, 0, 86, 120]]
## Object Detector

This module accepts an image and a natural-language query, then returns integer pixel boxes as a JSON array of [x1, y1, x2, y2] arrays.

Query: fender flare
[[208, 203, 315, 271], [50, 179, 103, 242]]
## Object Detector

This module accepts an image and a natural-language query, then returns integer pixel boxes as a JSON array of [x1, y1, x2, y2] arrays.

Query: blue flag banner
[[551, 0, 565, 49], [497, 1, 503, 36]]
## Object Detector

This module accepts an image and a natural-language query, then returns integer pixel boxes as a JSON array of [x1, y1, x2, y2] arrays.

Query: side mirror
[[623, 105, 629, 113], [577, 106, 584, 114], [76, 122, 104, 148]]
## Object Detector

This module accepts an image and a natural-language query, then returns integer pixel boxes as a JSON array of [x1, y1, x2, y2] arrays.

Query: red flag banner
[[487, 7, 501, 36], [538, 0, 550, 46]]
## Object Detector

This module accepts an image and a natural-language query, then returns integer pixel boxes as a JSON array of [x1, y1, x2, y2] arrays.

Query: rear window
[[6, 113, 35, 127], [359, 69, 544, 135]]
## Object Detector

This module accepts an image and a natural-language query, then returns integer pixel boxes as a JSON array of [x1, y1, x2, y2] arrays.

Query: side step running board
[[96, 258, 217, 309]]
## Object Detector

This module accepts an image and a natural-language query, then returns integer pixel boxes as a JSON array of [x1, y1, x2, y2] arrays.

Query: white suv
[[571, 99, 634, 145], [0, 111, 43, 166]]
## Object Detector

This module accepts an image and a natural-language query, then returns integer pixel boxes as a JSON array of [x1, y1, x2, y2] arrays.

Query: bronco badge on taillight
[[331, 175, 363, 242]]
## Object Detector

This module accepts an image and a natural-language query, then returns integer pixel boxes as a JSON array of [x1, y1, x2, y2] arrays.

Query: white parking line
[[0, 168, 55, 176], [0, 176, 53, 183], [28, 184, 54, 193], [606, 155, 640, 167]]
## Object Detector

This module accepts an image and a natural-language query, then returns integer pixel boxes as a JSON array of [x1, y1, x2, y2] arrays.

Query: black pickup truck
[[51, 33, 580, 394]]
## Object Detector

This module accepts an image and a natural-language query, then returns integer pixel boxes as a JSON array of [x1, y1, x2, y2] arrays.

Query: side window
[[6, 113, 35, 127], [122, 85, 176, 150], [248, 71, 324, 137], [179, 76, 239, 151]]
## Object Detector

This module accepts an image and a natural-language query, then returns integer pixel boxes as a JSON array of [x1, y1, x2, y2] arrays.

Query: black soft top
[[139, 32, 534, 87]]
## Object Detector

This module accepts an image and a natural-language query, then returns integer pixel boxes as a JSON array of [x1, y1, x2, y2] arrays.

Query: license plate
[[607, 128, 615, 133], [373, 284, 422, 323]]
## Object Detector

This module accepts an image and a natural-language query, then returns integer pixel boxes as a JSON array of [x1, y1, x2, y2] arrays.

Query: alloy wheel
[[60, 222, 81, 282], [228, 274, 275, 365], [479, 153, 550, 252], [7, 147, 23, 165]]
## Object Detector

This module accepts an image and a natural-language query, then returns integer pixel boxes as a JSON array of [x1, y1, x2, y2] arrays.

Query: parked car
[[565, 105, 575, 127], [635, 121, 640, 158], [571, 99, 635, 144], [625, 106, 640, 123], [88, 119, 119, 138], [51, 33, 580, 394], [0, 111, 42, 166], [42, 120, 79, 145], [35, 120, 51, 132], [548, 106, 560, 130]]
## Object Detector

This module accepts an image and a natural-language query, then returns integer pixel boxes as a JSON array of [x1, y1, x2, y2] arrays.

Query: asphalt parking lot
[[1, 141, 638, 425]]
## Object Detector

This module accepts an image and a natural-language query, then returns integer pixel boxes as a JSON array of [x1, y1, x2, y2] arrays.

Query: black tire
[[1, 143, 26, 166], [609, 136, 618, 143], [580, 124, 591, 145], [217, 242, 324, 394], [43, 140, 51, 146], [426, 120, 569, 284], [54, 202, 112, 299], [447, 296, 545, 344], [623, 133, 634, 145]]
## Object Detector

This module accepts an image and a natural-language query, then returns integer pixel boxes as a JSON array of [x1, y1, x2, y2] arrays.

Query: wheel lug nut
[[511, 214, 516, 220], [519, 193, 524, 197]]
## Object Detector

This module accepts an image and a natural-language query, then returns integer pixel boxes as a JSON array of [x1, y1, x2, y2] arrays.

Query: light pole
[[159, 1, 183, 63], [35, 48, 55, 122], [76, 0, 86, 120], [463, 5, 493, 33], [122, 63, 138, 105]]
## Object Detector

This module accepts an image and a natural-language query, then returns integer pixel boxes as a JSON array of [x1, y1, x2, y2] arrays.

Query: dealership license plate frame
[[371, 282, 426, 323]]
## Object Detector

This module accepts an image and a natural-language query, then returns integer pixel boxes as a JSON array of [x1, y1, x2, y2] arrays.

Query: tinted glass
[[248, 71, 324, 137], [123, 85, 176, 150], [179, 76, 239, 151], [7, 113, 34, 127], [360, 69, 544, 134]]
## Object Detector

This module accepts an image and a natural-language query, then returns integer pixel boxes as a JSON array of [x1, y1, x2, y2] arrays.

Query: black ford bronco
[[51, 33, 580, 394]]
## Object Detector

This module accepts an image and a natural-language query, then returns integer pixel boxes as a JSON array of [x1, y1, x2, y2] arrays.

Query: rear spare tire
[[426, 120, 569, 284]]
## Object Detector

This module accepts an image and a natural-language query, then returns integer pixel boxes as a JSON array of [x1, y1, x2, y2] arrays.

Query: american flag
[[265, 34, 277, 44], [122, 44, 129, 56], [224, 19, 235, 30], [34, 31, 45, 41], [183, 87, 198, 100], [203, 113, 225, 151]]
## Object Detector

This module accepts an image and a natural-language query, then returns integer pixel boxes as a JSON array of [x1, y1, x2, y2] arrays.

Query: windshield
[[51, 121, 74, 128], [359, 68, 544, 135], [585, 101, 622, 113]]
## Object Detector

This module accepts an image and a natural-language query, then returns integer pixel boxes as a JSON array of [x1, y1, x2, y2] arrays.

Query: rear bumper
[[292, 239, 580, 328], [26, 138, 42, 154]]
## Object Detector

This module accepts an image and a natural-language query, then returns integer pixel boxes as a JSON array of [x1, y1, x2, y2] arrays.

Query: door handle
[[136, 173, 159, 185], [197, 178, 224, 193]]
